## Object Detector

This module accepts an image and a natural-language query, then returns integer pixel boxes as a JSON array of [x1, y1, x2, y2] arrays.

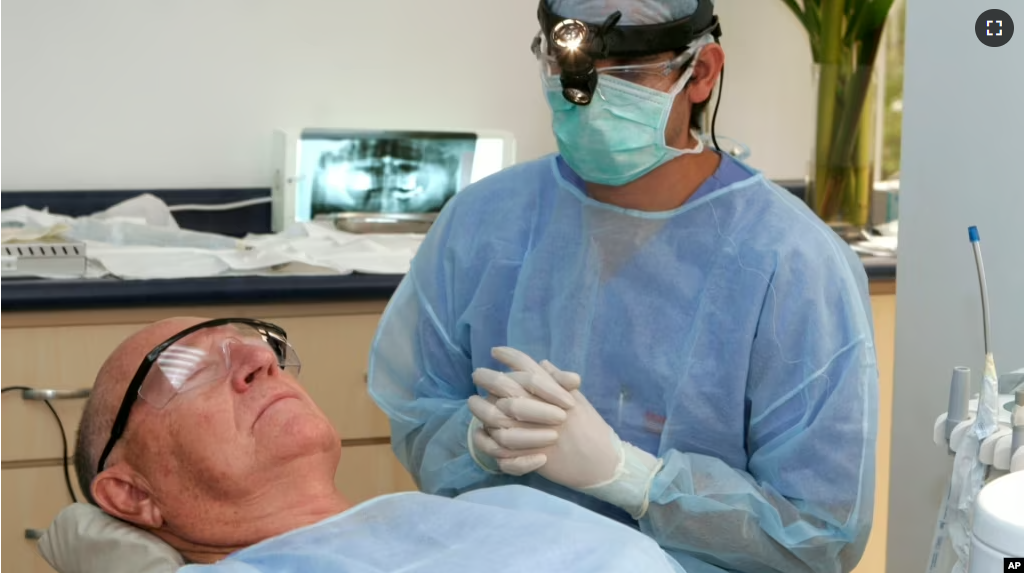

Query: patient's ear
[[92, 466, 164, 529]]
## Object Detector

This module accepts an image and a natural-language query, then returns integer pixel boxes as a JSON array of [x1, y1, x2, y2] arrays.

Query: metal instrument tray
[[315, 213, 436, 234]]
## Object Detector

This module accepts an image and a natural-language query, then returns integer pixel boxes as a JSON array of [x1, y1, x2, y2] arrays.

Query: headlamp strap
[[594, 11, 623, 58], [537, 0, 720, 58]]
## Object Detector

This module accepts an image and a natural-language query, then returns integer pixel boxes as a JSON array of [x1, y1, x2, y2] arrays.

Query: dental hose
[[969, 225, 999, 478], [926, 226, 999, 573], [968, 226, 991, 356]]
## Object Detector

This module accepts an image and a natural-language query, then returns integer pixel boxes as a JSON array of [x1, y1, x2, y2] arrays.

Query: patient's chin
[[256, 406, 339, 462]]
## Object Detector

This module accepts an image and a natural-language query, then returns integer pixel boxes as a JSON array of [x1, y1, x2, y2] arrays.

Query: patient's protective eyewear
[[96, 318, 300, 474]]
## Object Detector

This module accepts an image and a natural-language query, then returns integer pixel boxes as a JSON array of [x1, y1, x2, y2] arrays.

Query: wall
[[887, 0, 1024, 571], [1, 0, 815, 192], [715, 2, 816, 182]]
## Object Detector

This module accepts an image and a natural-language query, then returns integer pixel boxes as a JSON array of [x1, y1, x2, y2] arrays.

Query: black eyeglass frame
[[95, 318, 291, 475]]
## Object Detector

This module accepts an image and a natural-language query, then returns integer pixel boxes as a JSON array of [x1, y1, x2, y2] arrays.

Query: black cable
[[2, 386, 79, 503], [710, 64, 725, 152]]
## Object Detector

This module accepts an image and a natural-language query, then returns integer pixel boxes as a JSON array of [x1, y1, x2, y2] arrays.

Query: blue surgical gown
[[178, 485, 684, 572], [368, 153, 879, 573]]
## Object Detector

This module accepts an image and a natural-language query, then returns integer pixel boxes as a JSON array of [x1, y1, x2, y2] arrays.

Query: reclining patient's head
[[74, 317, 349, 562]]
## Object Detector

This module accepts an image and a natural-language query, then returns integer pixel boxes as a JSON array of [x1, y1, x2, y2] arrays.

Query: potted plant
[[781, 0, 897, 238]]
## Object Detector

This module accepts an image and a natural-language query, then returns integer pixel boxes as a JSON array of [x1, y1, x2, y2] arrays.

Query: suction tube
[[968, 226, 991, 355]]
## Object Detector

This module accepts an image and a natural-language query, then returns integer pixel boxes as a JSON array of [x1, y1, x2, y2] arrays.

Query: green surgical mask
[[544, 51, 706, 187]]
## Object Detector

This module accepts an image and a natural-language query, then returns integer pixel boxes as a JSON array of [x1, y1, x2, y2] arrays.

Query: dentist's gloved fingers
[[473, 427, 515, 459], [489, 347, 576, 407], [494, 396, 567, 425], [540, 360, 582, 392], [469, 398, 560, 450], [497, 454, 548, 476], [472, 368, 530, 399], [489, 426, 560, 450], [504, 371, 575, 410], [473, 428, 549, 470], [468, 395, 517, 428], [469, 395, 565, 429], [492, 346, 549, 377]]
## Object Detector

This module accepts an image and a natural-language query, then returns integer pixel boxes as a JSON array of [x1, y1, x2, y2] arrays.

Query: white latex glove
[[475, 349, 665, 520], [466, 347, 580, 475]]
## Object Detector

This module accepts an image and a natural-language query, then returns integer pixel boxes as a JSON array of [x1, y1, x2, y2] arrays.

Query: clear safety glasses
[[530, 31, 693, 84], [96, 318, 300, 474]]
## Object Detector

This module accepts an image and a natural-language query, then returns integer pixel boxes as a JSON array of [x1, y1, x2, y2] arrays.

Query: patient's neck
[[162, 481, 352, 564]]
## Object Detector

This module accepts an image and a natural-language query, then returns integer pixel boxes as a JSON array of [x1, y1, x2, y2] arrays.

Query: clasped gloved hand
[[468, 347, 664, 520], [466, 347, 581, 475]]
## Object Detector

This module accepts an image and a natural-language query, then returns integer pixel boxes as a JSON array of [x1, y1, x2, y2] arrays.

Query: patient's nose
[[228, 343, 279, 392]]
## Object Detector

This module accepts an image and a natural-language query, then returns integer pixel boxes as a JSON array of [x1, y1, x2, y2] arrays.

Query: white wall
[[887, 0, 1024, 571], [0, 0, 814, 191], [716, 2, 816, 182]]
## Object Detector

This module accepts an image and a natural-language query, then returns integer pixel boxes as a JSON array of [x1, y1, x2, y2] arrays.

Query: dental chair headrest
[[39, 503, 184, 573]]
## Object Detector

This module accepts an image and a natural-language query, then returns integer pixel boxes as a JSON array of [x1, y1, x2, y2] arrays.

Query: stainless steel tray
[[315, 212, 437, 234]]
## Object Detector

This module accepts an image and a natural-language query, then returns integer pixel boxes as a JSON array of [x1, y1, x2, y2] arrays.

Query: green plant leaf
[[781, 0, 826, 61], [780, 0, 808, 28], [780, 0, 897, 223], [819, 0, 845, 63], [806, 1, 823, 61], [844, 2, 869, 46], [847, 0, 896, 47]]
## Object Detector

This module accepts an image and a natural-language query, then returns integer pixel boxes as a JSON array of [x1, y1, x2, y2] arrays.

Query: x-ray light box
[[271, 128, 516, 232]]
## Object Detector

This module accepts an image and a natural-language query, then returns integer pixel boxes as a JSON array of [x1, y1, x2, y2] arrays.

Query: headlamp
[[535, 0, 722, 106], [552, 19, 587, 50], [551, 19, 600, 104]]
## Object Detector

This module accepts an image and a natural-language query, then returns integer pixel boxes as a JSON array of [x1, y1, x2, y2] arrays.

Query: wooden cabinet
[[854, 287, 897, 573], [2, 324, 141, 462]]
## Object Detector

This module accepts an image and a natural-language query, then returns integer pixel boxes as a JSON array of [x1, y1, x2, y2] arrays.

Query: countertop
[[1, 256, 896, 312], [1, 181, 897, 313]]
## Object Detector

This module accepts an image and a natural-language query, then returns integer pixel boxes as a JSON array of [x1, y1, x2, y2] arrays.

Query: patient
[[60, 317, 685, 572]]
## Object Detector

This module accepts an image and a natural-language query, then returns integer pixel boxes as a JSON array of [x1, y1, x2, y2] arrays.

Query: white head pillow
[[38, 503, 185, 573]]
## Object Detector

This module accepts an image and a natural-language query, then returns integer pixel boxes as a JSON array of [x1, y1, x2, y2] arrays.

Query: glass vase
[[807, 63, 879, 241]]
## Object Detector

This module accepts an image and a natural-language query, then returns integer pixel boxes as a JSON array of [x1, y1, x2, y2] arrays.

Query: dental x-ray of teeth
[[302, 131, 477, 216]]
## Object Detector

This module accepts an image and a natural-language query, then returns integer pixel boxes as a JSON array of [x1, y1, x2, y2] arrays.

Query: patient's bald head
[[75, 317, 348, 562], [75, 317, 209, 502]]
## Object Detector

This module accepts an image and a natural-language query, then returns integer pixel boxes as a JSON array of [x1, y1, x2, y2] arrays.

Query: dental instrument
[[927, 226, 1023, 573]]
